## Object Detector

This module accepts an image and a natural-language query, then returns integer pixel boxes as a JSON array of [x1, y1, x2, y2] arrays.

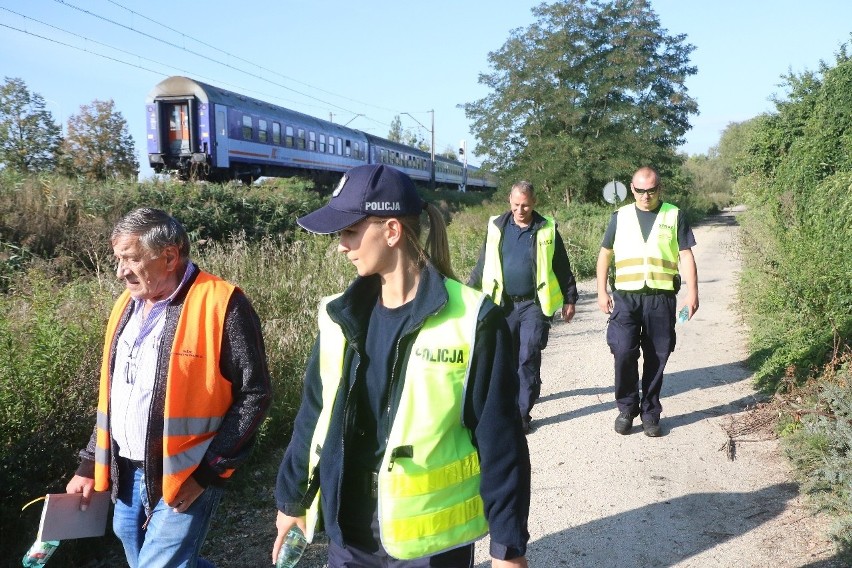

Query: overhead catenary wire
[[3, 2, 464, 152]]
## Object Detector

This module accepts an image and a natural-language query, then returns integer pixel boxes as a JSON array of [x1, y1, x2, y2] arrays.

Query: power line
[[4, 2, 465, 151], [51, 0, 361, 116], [0, 7, 331, 114], [103, 0, 400, 115]]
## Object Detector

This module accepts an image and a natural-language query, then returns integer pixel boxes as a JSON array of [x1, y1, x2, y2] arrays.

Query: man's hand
[[167, 476, 206, 513], [561, 303, 576, 323], [66, 474, 95, 511], [597, 293, 613, 314], [492, 557, 529, 568]]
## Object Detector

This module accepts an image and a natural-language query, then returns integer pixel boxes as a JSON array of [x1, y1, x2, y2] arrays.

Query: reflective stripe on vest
[[613, 203, 680, 291], [311, 280, 489, 559], [95, 272, 236, 502], [481, 215, 563, 315]]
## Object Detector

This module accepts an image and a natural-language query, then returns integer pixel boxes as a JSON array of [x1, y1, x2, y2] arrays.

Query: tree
[[61, 99, 138, 180], [388, 115, 404, 142], [462, 0, 698, 204], [0, 77, 62, 173], [440, 144, 458, 161]]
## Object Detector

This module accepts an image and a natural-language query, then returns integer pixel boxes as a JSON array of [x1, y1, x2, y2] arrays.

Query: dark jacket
[[468, 210, 579, 306], [275, 264, 531, 560], [76, 266, 272, 510]]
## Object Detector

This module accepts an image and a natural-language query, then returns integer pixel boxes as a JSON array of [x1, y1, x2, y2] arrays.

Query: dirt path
[[469, 209, 838, 567], [262, 209, 839, 568]]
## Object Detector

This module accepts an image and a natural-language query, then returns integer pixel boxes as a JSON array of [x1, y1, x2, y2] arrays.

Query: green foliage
[[736, 51, 852, 388], [60, 99, 139, 180], [681, 153, 734, 211], [782, 352, 852, 559], [732, 38, 852, 558], [0, 77, 62, 174], [0, 267, 115, 564], [462, 0, 698, 204]]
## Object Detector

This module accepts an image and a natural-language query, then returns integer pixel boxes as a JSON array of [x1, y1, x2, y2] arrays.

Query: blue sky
[[2, 1, 851, 177]]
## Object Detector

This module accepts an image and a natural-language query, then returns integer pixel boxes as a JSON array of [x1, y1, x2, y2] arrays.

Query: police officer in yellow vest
[[273, 165, 531, 568], [596, 167, 699, 437], [66, 208, 272, 567], [468, 181, 578, 434]]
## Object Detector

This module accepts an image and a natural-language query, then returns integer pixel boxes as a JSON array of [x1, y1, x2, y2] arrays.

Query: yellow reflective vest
[[613, 203, 680, 291], [95, 271, 236, 503], [481, 215, 563, 315], [307, 279, 489, 559]]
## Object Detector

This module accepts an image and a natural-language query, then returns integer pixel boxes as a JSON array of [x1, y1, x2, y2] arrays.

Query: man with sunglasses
[[595, 166, 699, 437]]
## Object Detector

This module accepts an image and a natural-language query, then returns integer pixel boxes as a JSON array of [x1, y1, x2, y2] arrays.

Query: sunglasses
[[633, 186, 658, 195]]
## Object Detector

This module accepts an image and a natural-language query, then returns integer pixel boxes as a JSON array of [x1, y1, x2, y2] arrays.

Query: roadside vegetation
[[728, 45, 852, 559]]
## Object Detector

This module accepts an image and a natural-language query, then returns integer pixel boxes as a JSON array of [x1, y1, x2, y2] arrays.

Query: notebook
[[37, 492, 110, 541]]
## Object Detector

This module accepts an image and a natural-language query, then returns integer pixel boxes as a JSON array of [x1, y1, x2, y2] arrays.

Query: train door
[[214, 104, 229, 167], [164, 102, 191, 155]]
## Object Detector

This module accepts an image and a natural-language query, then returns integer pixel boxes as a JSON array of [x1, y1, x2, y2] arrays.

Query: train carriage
[[146, 76, 497, 190]]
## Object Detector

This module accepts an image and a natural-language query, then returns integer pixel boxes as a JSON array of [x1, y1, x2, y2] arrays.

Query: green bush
[[0, 266, 116, 564]]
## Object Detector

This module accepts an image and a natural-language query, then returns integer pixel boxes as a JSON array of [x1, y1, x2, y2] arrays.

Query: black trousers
[[504, 298, 551, 423], [606, 290, 677, 420]]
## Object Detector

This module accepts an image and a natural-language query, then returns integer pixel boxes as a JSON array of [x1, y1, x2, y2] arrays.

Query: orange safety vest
[[94, 271, 236, 503]]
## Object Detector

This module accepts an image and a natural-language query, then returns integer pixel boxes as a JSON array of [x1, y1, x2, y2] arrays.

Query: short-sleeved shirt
[[601, 203, 696, 250]]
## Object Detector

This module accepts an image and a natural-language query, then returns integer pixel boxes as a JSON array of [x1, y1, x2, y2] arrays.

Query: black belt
[[121, 457, 144, 469], [618, 288, 675, 296], [507, 293, 536, 303]]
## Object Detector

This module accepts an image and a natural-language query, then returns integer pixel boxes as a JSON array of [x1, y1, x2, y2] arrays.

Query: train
[[145, 76, 497, 190]]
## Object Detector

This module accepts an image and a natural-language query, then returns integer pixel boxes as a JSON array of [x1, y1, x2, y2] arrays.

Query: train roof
[[146, 76, 360, 137]]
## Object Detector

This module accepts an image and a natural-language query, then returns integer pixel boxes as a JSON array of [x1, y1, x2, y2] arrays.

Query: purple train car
[[146, 76, 497, 189]]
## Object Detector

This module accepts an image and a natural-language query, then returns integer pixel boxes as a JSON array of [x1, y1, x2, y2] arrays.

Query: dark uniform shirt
[[500, 219, 536, 297], [340, 297, 414, 551]]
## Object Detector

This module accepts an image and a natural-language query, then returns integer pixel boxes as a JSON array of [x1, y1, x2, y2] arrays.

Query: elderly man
[[596, 166, 699, 437], [468, 180, 578, 434], [66, 207, 272, 567]]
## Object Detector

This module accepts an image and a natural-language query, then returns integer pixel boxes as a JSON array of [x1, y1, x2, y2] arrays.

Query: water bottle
[[276, 526, 308, 568], [22, 540, 60, 567], [677, 305, 689, 324]]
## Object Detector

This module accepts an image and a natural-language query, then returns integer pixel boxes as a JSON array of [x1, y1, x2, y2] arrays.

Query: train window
[[344, 140, 351, 157], [353, 142, 360, 160], [273, 122, 281, 145], [285, 125, 294, 148], [297, 128, 306, 150], [309, 131, 316, 151], [380, 148, 388, 163], [327, 136, 334, 154], [242, 115, 253, 139], [259, 119, 268, 143], [319, 134, 326, 153], [336, 138, 342, 155]]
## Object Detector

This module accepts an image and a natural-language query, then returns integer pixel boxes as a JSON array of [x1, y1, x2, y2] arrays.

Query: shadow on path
[[476, 483, 806, 567]]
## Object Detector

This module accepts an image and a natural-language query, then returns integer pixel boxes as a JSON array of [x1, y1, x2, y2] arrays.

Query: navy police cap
[[297, 164, 425, 234]]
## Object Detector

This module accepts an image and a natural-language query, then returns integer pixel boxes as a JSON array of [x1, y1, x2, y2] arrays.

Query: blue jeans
[[113, 461, 222, 568]]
